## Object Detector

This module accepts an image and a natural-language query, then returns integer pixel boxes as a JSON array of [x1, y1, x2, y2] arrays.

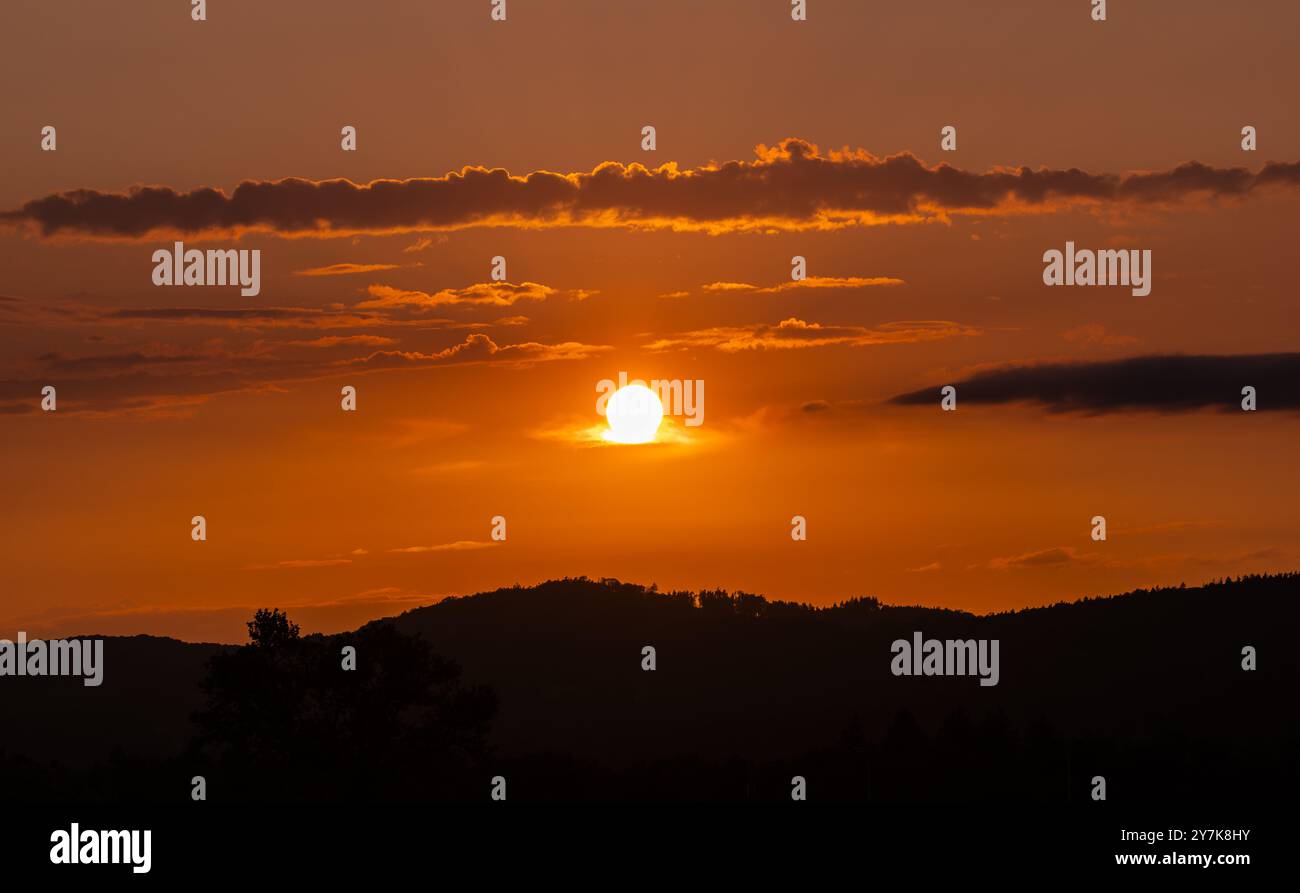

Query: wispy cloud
[[702, 275, 905, 293], [245, 558, 354, 570], [292, 262, 402, 277], [646, 317, 978, 352], [101, 304, 453, 331], [280, 335, 397, 348], [343, 333, 611, 370], [0, 332, 609, 418], [357, 281, 558, 309], [388, 540, 498, 554], [981, 547, 1099, 571], [905, 561, 943, 573], [1062, 324, 1140, 348]]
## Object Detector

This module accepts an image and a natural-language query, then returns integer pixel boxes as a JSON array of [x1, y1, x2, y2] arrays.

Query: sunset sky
[[2, 0, 1298, 643]]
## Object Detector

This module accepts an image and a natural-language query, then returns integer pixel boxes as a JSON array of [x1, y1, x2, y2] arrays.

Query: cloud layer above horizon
[[7, 139, 1300, 239]]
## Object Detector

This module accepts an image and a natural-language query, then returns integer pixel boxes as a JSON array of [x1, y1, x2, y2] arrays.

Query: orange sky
[[2, 0, 1298, 642]]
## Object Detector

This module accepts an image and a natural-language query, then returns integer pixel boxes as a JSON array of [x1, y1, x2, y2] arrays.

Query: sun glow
[[603, 384, 664, 444]]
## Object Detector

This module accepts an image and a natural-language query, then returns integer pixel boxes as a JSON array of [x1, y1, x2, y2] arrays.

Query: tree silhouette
[[246, 608, 300, 649], [191, 613, 496, 801]]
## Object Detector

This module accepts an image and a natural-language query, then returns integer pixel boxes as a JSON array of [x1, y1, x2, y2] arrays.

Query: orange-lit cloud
[[388, 540, 498, 554], [281, 334, 398, 348], [534, 415, 703, 448], [702, 275, 905, 293], [646, 317, 979, 352], [8, 139, 1299, 239], [100, 304, 453, 331], [357, 281, 558, 309], [292, 262, 402, 276], [0, 332, 610, 417], [342, 333, 610, 370]]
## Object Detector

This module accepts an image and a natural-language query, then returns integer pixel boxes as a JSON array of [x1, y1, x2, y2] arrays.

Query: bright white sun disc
[[604, 384, 664, 444]]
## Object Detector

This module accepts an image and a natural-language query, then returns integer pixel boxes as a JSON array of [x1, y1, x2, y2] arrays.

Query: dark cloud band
[[5, 140, 1299, 238], [889, 354, 1300, 413]]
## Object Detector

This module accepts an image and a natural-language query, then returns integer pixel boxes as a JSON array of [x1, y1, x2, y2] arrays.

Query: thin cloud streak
[[647, 318, 979, 352]]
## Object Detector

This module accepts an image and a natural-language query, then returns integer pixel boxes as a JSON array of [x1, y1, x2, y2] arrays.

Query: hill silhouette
[[2, 574, 1295, 802]]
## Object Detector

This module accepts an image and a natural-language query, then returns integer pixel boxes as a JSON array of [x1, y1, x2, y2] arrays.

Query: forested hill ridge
[[3, 573, 1295, 802], [376, 572, 1295, 758]]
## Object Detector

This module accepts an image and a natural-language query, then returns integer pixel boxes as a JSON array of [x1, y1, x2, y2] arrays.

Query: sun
[[604, 384, 664, 444]]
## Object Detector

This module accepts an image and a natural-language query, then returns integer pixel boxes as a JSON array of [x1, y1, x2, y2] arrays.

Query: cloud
[[905, 561, 943, 573], [8, 139, 1299, 239], [34, 350, 199, 374], [2, 588, 448, 642], [292, 262, 401, 276], [280, 335, 398, 348], [379, 418, 469, 448], [0, 333, 608, 418], [975, 541, 1286, 576], [245, 558, 354, 570], [357, 281, 557, 309], [532, 415, 703, 448], [984, 547, 1097, 571], [343, 332, 610, 370], [388, 540, 498, 554], [1062, 323, 1140, 348], [889, 353, 1300, 413], [702, 275, 905, 293], [646, 317, 979, 352], [102, 305, 451, 331]]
